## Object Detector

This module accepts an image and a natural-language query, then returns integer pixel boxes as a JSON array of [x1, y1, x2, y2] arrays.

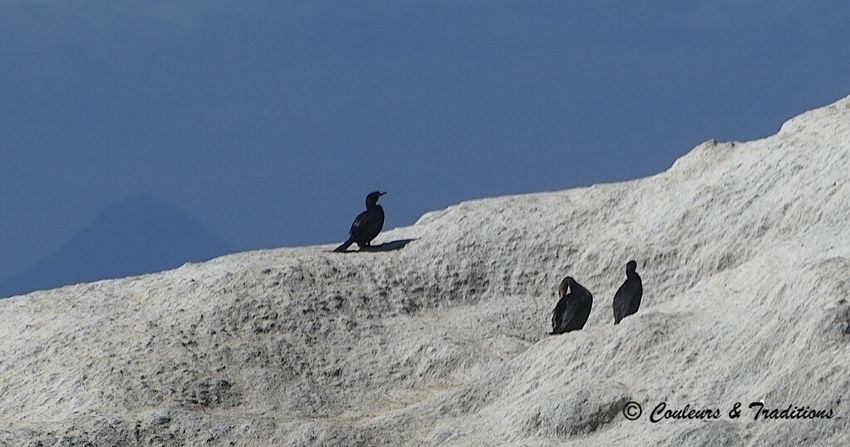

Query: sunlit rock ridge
[[2, 96, 850, 446]]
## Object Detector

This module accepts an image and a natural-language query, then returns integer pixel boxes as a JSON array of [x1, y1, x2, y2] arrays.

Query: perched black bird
[[550, 276, 593, 334], [333, 191, 386, 252], [612, 260, 643, 324]]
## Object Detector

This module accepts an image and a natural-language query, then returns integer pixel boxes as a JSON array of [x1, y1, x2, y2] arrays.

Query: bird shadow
[[332, 238, 417, 253]]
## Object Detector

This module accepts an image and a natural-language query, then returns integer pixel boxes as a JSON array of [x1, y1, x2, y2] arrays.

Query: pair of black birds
[[550, 260, 643, 334], [332, 192, 643, 332]]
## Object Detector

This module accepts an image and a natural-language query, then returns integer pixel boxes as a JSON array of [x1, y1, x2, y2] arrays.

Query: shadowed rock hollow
[[2, 96, 850, 446]]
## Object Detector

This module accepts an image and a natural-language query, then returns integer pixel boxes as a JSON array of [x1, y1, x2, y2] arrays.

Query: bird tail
[[333, 238, 355, 252]]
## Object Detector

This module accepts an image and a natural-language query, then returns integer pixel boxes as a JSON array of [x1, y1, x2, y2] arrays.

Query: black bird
[[333, 191, 386, 252], [550, 276, 593, 334], [612, 260, 643, 324]]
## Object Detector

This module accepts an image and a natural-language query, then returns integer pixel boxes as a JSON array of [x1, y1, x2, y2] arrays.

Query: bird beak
[[380, 191, 387, 196]]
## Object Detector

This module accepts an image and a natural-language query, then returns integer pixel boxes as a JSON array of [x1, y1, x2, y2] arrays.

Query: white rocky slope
[[2, 96, 850, 446]]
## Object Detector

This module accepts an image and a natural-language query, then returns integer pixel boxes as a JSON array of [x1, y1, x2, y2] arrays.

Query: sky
[[2, 0, 850, 283]]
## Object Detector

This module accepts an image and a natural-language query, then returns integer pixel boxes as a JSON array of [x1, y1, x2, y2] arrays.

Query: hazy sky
[[2, 0, 849, 282]]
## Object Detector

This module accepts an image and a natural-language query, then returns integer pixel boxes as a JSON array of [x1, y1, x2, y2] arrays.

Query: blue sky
[[2, 0, 849, 282]]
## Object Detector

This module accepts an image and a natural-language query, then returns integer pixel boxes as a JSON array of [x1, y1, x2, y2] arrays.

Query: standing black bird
[[550, 276, 593, 335], [333, 191, 386, 252], [612, 260, 643, 324]]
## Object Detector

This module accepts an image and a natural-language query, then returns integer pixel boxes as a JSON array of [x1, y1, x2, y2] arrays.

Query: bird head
[[365, 191, 387, 207], [558, 276, 573, 297]]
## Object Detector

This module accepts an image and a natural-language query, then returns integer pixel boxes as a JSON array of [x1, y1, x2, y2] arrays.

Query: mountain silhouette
[[0, 196, 233, 298]]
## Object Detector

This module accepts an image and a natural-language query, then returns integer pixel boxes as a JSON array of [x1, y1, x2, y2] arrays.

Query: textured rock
[[2, 96, 850, 445]]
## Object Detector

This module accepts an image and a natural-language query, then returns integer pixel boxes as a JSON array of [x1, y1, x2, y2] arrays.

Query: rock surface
[[2, 96, 850, 446]]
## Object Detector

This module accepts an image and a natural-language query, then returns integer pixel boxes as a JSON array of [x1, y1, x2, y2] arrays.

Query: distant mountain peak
[[0, 196, 233, 298]]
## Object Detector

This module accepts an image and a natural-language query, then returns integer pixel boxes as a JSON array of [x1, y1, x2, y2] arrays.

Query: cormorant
[[333, 191, 386, 252], [550, 276, 593, 334], [612, 260, 642, 324]]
